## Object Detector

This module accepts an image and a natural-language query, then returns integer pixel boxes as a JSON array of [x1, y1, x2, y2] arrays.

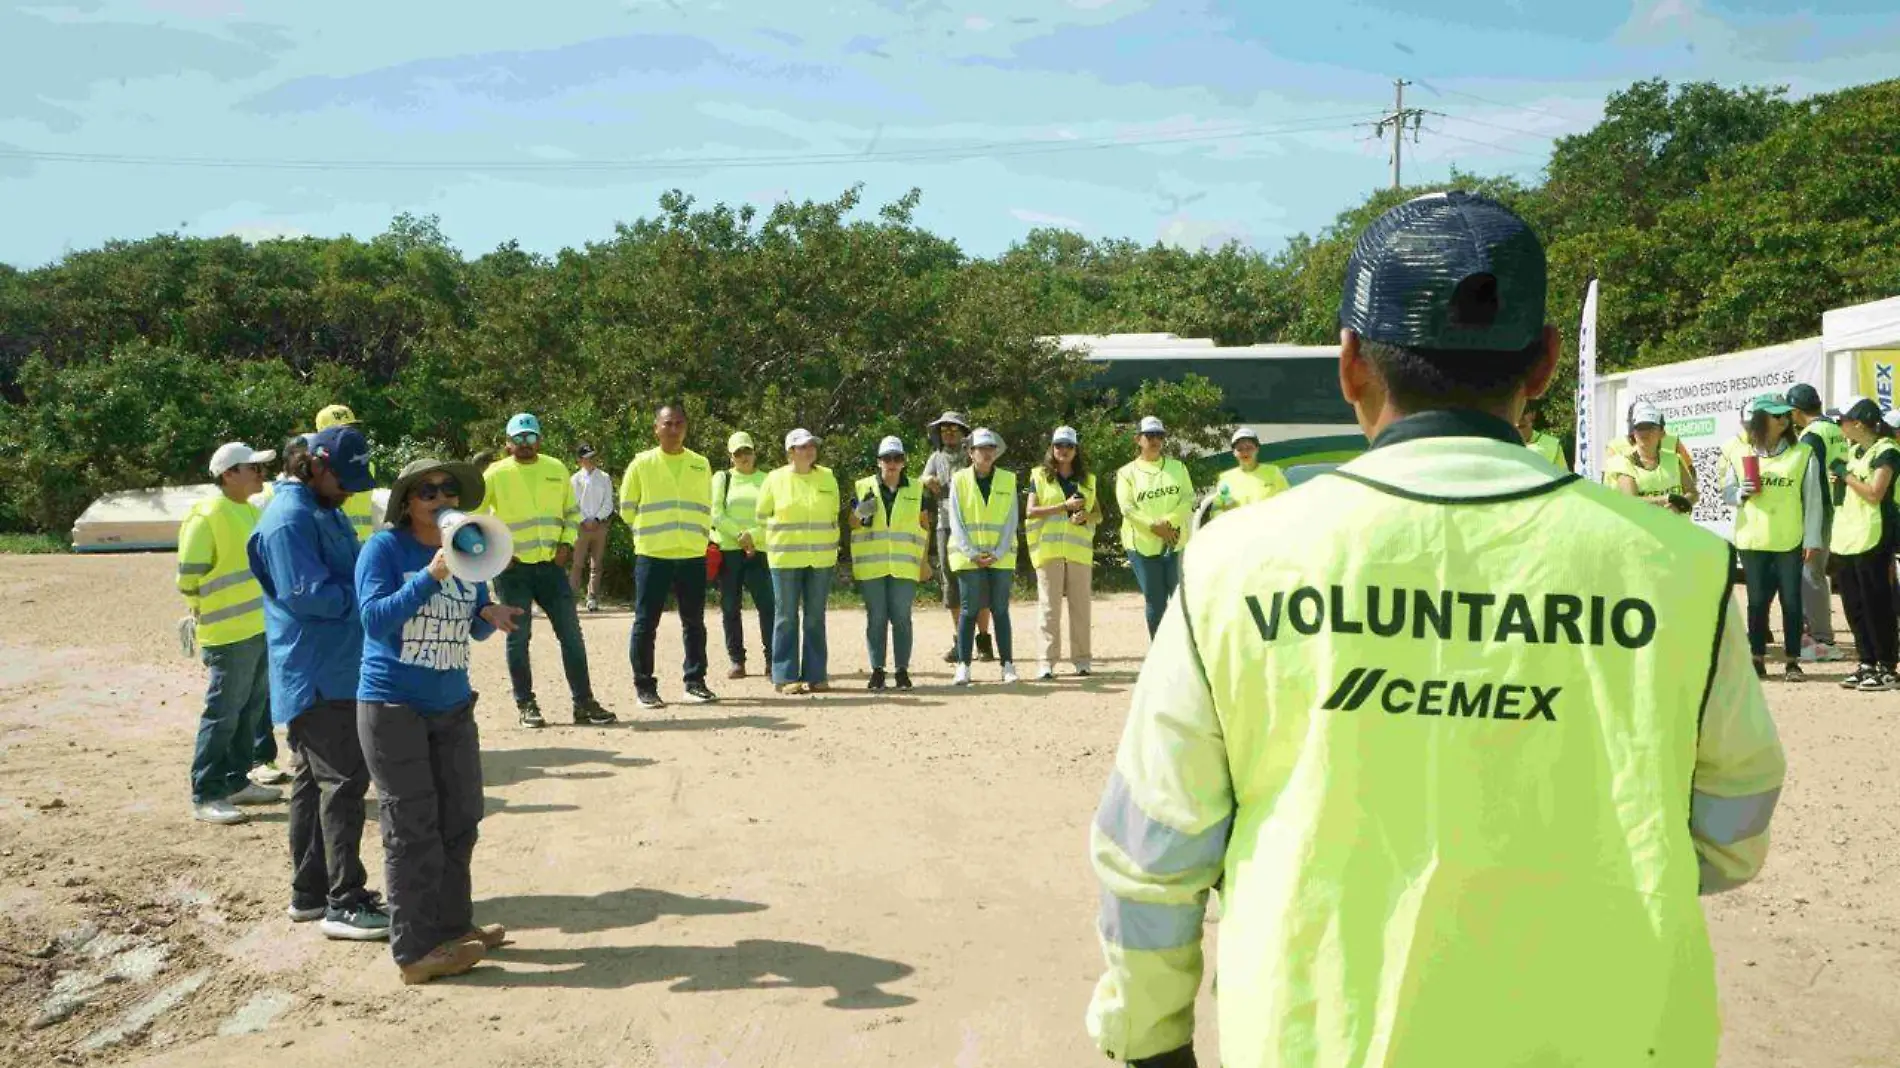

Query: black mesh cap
[[1339, 191, 1547, 353]]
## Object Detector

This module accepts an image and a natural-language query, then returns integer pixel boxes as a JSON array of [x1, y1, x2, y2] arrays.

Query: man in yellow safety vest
[[178, 441, 284, 825], [1087, 190, 1786, 1068], [483, 413, 615, 729], [619, 402, 719, 709]]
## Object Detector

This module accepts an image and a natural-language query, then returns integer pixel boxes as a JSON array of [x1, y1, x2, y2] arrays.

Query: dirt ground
[[1, 553, 1898, 1068]]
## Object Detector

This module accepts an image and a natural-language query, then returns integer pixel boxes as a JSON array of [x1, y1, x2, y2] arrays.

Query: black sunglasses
[[415, 479, 461, 501]]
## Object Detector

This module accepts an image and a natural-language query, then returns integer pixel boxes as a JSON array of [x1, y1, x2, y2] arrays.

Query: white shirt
[[571, 466, 615, 522]]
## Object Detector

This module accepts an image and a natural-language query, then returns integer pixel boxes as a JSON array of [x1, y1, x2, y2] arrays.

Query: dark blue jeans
[[192, 634, 269, 803], [718, 549, 775, 669], [860, 576, 917, 672], [493, 560, 594, 705], [629, 554, 709, 688], [956, 567, 1014, 665], [1129, 550, 1180, 638], [770, 567, 832, 684]]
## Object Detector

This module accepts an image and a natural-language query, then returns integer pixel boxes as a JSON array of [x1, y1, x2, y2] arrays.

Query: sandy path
[[1, 554, 1897, 1066]]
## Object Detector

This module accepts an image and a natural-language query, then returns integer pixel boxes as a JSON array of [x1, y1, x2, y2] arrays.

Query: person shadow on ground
[[460, 938, 916, 1009]]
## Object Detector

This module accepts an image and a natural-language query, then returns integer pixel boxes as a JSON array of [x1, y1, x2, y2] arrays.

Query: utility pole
[[1373, 79, 1426, 190]]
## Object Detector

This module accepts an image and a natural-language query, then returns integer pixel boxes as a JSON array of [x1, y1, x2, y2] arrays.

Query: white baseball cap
[[1629, 401, 1664, 428], [1138, 416, 1166, 436], [970, 427, 1004, 453], [208, 441, 276, 478], [1884, 408, 1900, 431], [784, 428, 820, 450], [1230, 426, 1260, 445], [876, 435, 906, 458], [1051, 426, 1079, 446]]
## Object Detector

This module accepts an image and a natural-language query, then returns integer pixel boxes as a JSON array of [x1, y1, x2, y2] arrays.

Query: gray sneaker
[[320, 896, 391, 941], [229, 782, 283, 806], [193, 799, 246, 825]]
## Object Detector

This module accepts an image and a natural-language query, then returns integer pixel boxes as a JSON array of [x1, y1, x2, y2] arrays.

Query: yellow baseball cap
[[315, 404, 359, 430], [727, 431, 756, 453]]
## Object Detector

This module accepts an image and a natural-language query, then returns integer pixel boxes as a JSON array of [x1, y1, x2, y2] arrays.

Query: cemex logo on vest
[[1322, 667, 1560, 722]]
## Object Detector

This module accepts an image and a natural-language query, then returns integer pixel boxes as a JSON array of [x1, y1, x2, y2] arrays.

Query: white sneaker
[[1074, 659, 1092, 677], [585, 597, 599, 612], [229, 782, 283, 806], [952, 664, 972, 686], [250, 761, 291, 786], [193, 800, 246, 825], [1035, 664, 1054, 681], [1812, 642, 1846, 663], [1001, 663, 1020, 684]]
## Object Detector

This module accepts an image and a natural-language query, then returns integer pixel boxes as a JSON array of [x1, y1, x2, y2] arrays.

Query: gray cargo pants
[[358, 696, 484, 967]]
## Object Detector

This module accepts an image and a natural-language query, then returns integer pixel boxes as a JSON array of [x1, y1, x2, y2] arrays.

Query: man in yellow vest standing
[[484, 413, 615, 729], [178, 441, 283, 825], [314, 404, 379, 542], [1087, 191, 1787, 1068], [619, 403, 719, 709], [1788, 383, 1847, 660]]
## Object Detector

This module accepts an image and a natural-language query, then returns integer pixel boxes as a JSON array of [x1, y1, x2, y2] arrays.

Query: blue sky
[[3, 0, 1897, 266]]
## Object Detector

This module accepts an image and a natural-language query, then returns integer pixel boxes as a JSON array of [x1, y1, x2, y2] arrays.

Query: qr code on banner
[[1690, 445, 1732, 527]]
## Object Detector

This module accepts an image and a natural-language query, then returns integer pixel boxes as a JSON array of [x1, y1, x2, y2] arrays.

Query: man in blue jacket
[[248, 424, 390, 941]]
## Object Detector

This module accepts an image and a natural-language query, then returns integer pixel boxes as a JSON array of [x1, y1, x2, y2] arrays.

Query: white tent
[[71, 485, 392, 553], [1823, 295, 1900, 355]]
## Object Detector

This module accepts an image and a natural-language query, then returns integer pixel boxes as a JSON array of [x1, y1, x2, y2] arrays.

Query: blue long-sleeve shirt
[[248, 481, 363, 725], [355, 527, 496, 714]]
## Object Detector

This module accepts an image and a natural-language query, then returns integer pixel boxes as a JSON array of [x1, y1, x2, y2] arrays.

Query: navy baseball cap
[[1339, 190, 1547, 353], [1786, 383, 1823, 413], [311, 425, 376, 493]]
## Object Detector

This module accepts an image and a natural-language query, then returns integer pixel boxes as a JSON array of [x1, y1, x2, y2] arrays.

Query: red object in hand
[[1741, 454, 1761, 493]]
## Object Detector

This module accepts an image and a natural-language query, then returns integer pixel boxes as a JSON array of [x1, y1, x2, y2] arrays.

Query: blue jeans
[[957, 567, 1014, 664], [860, 576, 917, 672], [1129, 550, 1180, 638], [770, 567, 832, 685], [192, 634, 270, 803]]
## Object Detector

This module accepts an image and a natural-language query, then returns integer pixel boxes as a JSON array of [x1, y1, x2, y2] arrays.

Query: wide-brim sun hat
[[929, 410, 971, 431], [384, 458, 485, 528]]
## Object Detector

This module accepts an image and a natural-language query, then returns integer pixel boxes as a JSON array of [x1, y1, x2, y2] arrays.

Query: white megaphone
[[436, 509, 514, 583]]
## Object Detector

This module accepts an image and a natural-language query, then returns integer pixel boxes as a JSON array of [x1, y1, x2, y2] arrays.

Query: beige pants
[[1035, 559, 1093, 667], [569, 522, 609, 599]]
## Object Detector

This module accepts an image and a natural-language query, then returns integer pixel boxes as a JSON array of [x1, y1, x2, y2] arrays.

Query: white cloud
[[222, 221, 310, 243], [964, 15, 993, 31], [1011, 207, 1084, 229]]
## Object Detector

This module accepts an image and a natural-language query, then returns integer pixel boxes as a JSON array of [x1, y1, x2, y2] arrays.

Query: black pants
[[630, 555, 709, 687], [359, 697, 484, 967], [718, 549, 774, 669], [1838, 545, 1898, 668], [288, 699, 370, 911], [1740, 548, 1805, 660]]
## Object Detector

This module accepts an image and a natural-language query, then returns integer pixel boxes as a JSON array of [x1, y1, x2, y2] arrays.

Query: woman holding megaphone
[[354, 459, 522, 985]]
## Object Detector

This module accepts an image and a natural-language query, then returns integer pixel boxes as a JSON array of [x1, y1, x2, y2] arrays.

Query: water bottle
[[1218, 483, 1233, 509]]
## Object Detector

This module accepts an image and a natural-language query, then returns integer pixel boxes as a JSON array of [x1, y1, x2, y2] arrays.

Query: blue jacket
[[356, 527, 496, 714], [248, 481, 363, 724]]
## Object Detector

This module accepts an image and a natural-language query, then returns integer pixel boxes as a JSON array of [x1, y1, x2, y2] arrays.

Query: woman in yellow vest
[[1725, 392, 1826, 680], [850, 436, 930, 690], [1830, 398, 1900, 691], [1211, 426, 1289, 516], [947, 428, 1021, 686], [756, 428, 842, 694], [1608, 401, 1696, 513], [712, 431, 773, 680], [178, 441, 280, 825], [1025, 426, 1100, 680], [1116, 416, 1195, 638]]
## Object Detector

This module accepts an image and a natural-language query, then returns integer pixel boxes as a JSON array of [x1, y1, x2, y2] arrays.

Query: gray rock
[[219, 990, 294, 1036], [78, 970, 209, 1052]]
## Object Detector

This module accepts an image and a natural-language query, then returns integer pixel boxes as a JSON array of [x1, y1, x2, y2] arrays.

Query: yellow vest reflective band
[[482, 455, 579, 565], [1176, 446, 1731, 1067], [849, 475, 927, 581], [1027, 469, 1098, 568], [1831, 439, 1897, 555], [176, 495, 265, 646], [1214, 464, 1288, 510], [1525, 431, 1564, 467], [1733, 442, 1812, 552], [1617, 448, 1684, 500], [1118, 458, 1194, 557], [758, 465, 840, 569], [342, 492, 374, 540], [618, 447, 713, 560], [949, 467, 1018, 572]]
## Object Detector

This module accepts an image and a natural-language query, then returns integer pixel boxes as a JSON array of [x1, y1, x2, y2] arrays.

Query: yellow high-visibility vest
[[1026, 469, 1098, 568], [1525, 430, 1565, 467], [618, 447, 713, 561], [849, 475, 927, 581], [1606, 432, 1681, 485], [1614, 447, 1685, 502], [711, 468, 768, 552], [1831, 439, 1897, 555], [1804, 418, 1850, 471], [1214, 463, 1288, 511], [482, 454, 579, 565], [176, 494, 265, 647], [1733, 442, 1812, 552], [342, 492, 374, 540], [1117, 457, 1194, 558], [756, 465, 841, 569], [949, 467, 1018, 572]]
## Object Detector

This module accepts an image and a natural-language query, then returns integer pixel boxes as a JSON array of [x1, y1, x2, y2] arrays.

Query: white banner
[[1573, 279, 1599, 481], [1608, 338, 1825, 540]]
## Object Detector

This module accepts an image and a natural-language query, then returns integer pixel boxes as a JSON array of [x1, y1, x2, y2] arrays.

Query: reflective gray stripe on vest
[[1097, 887, 1203, 952], [768, 521, 836, 532], [1096, 770, 1231, 875], [198, 597, 264, 626], [619, 501, 640, 514], [177, 562, 212, 576], [770, 541, 839, 554], [508, 517, 556, 532], [198, 571, 258, 598], [514, 538, 552, 553], [350, 514, 372, 528], [852, 553, 921, 566], [637, 521, 710, 537], [857, 530, 925, 546], [1690, 787, 1781, 846]]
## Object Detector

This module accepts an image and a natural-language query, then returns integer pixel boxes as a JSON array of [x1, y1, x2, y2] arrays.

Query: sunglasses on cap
[[510, 432, 540, 445], [415, 478, 461, 501]]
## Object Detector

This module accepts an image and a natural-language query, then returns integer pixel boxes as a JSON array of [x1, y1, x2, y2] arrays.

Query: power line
[[1421, 126, 1546, 160], [0, 113, 1382, 174], [1429, 110, 1561, 142], [1369, 79, 1427, 189], [1413, 80, 1569, 121]]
